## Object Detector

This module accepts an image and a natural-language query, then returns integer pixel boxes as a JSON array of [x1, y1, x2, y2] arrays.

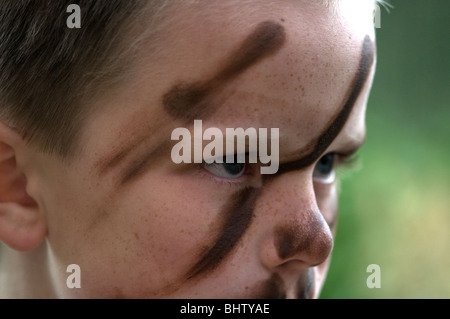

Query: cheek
[[98, 171, 230, 293], [313, 182, 337, 295], [314, 182, 338, 233]]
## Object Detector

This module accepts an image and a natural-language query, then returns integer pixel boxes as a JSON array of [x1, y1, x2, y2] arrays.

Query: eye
[[202, 162, 246, 179], [202, 154, 247, 179], [313, 153, 336, 183]]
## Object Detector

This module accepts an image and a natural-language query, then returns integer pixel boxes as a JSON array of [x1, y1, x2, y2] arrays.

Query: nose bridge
[[259, 171, 334, 269]]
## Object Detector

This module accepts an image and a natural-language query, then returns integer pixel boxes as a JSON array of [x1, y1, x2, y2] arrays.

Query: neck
[[0, 241, 56, 298]]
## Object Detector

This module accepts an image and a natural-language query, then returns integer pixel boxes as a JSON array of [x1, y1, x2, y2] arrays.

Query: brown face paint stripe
[[118, 140, 170, 185], [95, 134, 149, 177], [296, 268, 315, 299], [187, 187, 260, 279], [277, 35, 375, 174], [162, 20, 286, 122], [186, 35, 374, 281], [95, 116, 171, 181], [254, 273, 286, 299]]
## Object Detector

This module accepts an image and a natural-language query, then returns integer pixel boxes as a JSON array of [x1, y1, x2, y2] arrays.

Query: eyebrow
[[276, 35, 375, 175], [162, 20, 286, 122], [95, 21, 286, 182], [185, 35, 375, 280]]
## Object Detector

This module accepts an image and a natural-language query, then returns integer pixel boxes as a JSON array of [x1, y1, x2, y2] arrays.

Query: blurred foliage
[[320, 0, 450, 299]]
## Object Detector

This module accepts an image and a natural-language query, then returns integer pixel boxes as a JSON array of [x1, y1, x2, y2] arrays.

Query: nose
[[258, 171, 334, 272]]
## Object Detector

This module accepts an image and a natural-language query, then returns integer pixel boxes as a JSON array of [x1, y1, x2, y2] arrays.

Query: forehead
[[157, 1, 375, 136], [84, 1, 375, 171]]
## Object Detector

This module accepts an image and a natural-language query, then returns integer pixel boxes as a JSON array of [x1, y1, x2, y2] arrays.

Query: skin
[[0, 0, 376, 298]]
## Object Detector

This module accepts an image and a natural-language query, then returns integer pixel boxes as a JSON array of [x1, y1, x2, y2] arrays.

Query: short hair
[[0, 0, 170, 157]]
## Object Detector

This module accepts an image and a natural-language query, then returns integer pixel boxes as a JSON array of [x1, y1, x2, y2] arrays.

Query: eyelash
[[196, 152, 360, 186], [196, 165, 253, 187], [335, 152, 361, 178], [196, 154, 254, 187]]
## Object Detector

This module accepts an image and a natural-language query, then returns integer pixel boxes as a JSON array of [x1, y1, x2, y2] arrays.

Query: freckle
[[134, 232, 140, 240]]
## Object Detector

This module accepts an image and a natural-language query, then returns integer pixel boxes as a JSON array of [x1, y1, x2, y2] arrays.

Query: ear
[[0, 122, 47, 251]]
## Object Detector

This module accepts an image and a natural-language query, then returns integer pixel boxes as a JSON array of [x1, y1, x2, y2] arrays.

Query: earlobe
[[0, 122, 47, 251], [0, 202, 47, 251]]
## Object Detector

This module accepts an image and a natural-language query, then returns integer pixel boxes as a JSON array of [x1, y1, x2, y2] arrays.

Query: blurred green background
[[321, 0, 450, 299]]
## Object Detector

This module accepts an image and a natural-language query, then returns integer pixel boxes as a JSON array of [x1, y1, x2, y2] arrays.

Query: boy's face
[[33, 1, 376, 298]]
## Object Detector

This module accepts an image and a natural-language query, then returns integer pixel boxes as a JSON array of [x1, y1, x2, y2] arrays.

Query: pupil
[[223, 163, 245, 175], [317, 154, 334, 175]]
